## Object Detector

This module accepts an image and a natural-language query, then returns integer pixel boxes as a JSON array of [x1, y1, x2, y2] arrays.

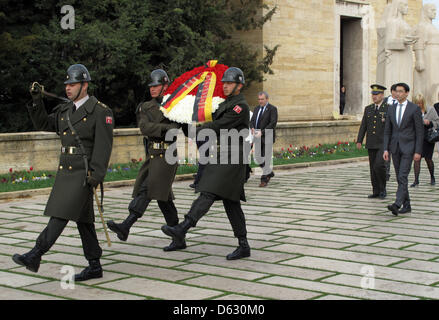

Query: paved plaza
[[1, 160, 439, 300]]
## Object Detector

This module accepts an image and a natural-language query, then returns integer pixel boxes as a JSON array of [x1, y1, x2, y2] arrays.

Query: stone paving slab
[[98, 277, 222, 300], [1, 161, 439, 300], [25, 281, 145, 300], [0, 285, 63, 300], [260, 276, 417, 300], [0, 270, 48, 287], [184, 275, 321, 300], [323, 274, 439, 299], [281, 256, 439, 285]]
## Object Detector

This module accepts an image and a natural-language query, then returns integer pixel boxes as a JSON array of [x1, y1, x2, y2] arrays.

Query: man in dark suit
[[383, 83, 424, 216], [250, 91, 278, 187], [357, 84, 388, 199]]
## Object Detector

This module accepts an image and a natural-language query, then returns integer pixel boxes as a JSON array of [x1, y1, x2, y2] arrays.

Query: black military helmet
[[221, 67, 245, 84], [64, 64, 91, 84], [148, 69, 169, 87]]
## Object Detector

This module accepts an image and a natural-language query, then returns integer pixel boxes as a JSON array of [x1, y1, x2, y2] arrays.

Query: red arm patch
[[233, 105, 242, 114], [106, 116, 113, 124]]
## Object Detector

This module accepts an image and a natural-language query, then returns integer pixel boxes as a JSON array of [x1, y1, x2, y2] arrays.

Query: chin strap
[[71, 82, 84, 102], [229, 83, 239, 97]]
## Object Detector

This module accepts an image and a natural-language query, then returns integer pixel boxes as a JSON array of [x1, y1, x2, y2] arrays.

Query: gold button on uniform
[[69, 166, 72, 170], [160, 154, 163, 158], [63, 132, 67, 135], [151, 155, 154, 159], [83, 118, 87, 122], [59, 165, 63, 170]]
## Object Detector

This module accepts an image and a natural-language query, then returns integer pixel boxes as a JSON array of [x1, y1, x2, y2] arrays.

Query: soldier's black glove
[[87, 176, 100, 188], [29, 82, 42, 100]]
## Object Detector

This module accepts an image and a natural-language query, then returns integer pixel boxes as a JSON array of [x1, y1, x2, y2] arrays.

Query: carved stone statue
[[377, 0, 417, 95], [413, 4, 439, 106]]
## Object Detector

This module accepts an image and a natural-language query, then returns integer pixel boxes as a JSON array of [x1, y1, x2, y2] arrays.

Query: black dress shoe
[[398, 205, 411, 214], [226, 238, 251, 260], [410, 181, 419, 188], [189, 183, 197, 189], [163, 239, 187, 251], [74, 260, 103, 282], [431, 177, 436, 186], [378, 192, 387, 199], [107, 220, 129, 241], [12, 247, 43, 273], [387, 203, 400, 216], [368, 194, 380, 198], [386, 174, 390, 181]]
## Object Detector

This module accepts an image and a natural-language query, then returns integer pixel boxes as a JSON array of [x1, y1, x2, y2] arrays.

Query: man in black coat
[[12, 64, 114, 281], [383, 83, 424, 216], [250, 91, 278, 187], [357, 84, 388, 199], [106, 69, 186, 252], [161, 67, 251, 260]]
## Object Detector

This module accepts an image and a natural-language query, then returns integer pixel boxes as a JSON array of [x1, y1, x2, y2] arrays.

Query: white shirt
[[387, 96, 398, 106], [74, 95, 89, 110], [396, 100, 408, 125], [255, 103, 268, 129]]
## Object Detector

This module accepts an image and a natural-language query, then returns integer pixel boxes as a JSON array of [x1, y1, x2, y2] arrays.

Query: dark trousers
[[253, 139, 273, 180], [36, 216, 102, 261], [367, 148, 386, 194], [340, 103, 345, 115], [385, 154, 391, 180], [128, 175, 179, 227], [391, 145, 413, 207], [186, 192, 247, 239]]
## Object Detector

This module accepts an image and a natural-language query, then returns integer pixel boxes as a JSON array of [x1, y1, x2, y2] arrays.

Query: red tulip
[[30, 166, 33, 171], [139, 158, 142, 161], [9, 168, 12, 173]]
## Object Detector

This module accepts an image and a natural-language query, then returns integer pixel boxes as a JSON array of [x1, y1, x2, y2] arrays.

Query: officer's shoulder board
[[97, 101, 108, 109]]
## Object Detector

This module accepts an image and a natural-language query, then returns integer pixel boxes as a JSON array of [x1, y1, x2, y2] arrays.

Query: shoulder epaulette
[[97, 101, 108, 109]]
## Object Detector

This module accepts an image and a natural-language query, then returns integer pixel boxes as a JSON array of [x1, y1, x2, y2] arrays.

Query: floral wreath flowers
[[160, 60, 228, 124]]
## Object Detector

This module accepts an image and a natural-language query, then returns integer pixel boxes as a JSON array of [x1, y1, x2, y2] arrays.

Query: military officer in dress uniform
[[161, 67, 251, 260], [12, 64, 114, 281], [106, 69, 187, 252], [356, 84, 389, 199]]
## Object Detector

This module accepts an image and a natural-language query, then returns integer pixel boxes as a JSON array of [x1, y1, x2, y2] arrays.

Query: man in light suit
[[250, 91, 278, 187], [383, 83, 424, 216]]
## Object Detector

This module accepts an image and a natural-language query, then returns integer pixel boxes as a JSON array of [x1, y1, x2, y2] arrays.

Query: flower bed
[[1, 142, 367, 193]]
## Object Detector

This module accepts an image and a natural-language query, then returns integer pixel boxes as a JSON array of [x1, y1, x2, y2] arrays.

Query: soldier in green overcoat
[[357, 84, 389, 199], [162, 67, 252, 260], [12, 64, 114, 281], [107, 69, 187, 251]]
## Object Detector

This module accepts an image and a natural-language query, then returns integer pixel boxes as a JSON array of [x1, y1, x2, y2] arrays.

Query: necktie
[[72, 103, 76, 114], [256, 106, 265, 129], [397, 104, 403, 126], [375, 105, 379, 112]]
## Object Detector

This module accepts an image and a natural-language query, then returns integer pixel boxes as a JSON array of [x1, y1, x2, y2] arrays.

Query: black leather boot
[[74, 259, 103, 282], [226, 237, 251, 260], [161, 217, 193, 244], [163, 238, 187, 252], [107, 212, 138, 241], [12, 247, 44, 273]]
